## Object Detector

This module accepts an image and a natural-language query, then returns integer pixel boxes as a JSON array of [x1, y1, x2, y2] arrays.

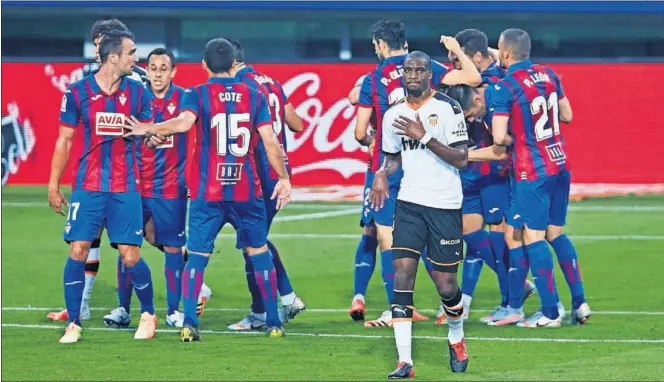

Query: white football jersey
[[382, 91, 468, 209]]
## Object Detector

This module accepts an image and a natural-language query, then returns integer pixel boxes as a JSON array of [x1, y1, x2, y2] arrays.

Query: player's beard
[[406, 84, 426, 97]]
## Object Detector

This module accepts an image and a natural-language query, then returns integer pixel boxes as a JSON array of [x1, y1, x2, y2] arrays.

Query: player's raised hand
[[124, 115, 152, 137], [370, 171, 389, 209], [48, 187, 68, 216], [440, 35, 462, 54], [271, 178, 292, 210], [393, 114, 426, 141]]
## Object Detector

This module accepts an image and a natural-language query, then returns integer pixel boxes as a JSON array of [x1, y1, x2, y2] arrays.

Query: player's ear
[[171, 66, 178, 78], [201, 59, 208, 71]]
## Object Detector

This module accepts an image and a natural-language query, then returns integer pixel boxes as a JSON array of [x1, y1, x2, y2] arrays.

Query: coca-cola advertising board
[[2, 63, 664, 198]]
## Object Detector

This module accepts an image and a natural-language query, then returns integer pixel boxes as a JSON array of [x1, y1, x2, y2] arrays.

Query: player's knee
[[523, 226, 546, 244], [434, 272, 458, 300], [489, 220, 506, 233], [246, 244, 269, 256], [118, 245, 141, 267], [546, 225, 564, 242], [69, 242, 91, 261], [163, 246, 182, 255], [375, 225, 393, 251], [505, 227, 523, 248], [462, 214, 483, 234]]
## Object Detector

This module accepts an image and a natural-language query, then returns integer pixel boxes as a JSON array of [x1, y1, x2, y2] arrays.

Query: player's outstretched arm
[[258, 124, 292, 209], [125, 112, 196, 137], [48, 126, 75, 215], [558, 97, 573, 123], [355, 107, 374, 146], [348, 75, 366, 106], [439, 36, 482, 86], [284, 103, 304, 132], [370, 153, 401, 209], [468, 145, 508, 162]]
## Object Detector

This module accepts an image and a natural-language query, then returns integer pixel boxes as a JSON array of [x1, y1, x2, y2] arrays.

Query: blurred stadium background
[[2, 2, 664, 381], [2, 1, 664, 198]]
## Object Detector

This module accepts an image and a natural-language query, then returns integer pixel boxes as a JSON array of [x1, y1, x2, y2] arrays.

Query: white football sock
[[281, 292, 296, 306], [393, 320, 413, 365]]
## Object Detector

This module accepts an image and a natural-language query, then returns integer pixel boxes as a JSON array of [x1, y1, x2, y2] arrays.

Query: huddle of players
[[47, 18, 306, 344], [347, 20, 592, 378]]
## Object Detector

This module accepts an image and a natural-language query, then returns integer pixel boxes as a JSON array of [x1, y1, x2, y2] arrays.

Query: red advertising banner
[[2, 62, 664, 191]]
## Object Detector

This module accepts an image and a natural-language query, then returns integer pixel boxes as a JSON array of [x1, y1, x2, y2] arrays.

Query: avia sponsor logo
[[1, 102, 36, 185], [95, 112, 125, 136]]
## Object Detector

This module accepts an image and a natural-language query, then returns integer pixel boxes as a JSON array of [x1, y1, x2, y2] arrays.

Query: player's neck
[[477, 58, 493, 72], [151, 82, 171, 99], [406, 88, 433, 106], [94, 66, 123, 94], [384, 49, 407, 59]]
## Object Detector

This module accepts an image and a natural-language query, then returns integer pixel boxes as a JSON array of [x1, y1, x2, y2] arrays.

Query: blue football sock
[[380, 250, 395, 306], [267, 240, 293, 297], [164, 250, 185, 315], [250, 251, 281, 327], [526, 240, 559, 319], [461, 230, 492, 297], [243, 251, 265, 314], [182, 254, 209, 326], [488, 230, 510, 307], [507, 246, 528, 310], [116, 255, 132, 313], [550, 234, 586, 309], [421, 247, 435, 281], [127, 257, 155, 315], [353, 234, 377, 296], [63, 257, 85, 326]]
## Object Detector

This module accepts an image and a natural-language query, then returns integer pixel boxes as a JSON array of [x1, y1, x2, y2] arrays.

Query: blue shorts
[[64, 190, 143, 247], [506, 174, 523, 229], [514, 171, 571, 231], [261, 178, 279, 230], [462, 176, 509, 225], [187, 197, 268, 253], [360, 169, 403, 227], [142, 196, 187, 247]]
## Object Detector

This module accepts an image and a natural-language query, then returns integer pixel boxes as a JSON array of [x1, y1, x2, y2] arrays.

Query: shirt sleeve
[[59, 87, 80, 129], [431, 60, 450, 86], [358, 73, 373, 108], [445, 104, 469, 148], [490, 81, 513, 117], [254, 92, 273, 130], [180, 87, 200, 118], [136, 87, 154, 122], [381, 110, 402, 154], [548, 68, 566, 100]]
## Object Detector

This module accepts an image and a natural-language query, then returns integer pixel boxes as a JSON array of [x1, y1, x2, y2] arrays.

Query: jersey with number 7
[[490, 62, 570, 181], [180, 78, 272, 201]]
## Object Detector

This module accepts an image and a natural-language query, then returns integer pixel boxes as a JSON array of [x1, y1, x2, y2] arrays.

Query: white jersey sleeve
[[444, 104, 469, 147], [381, 107, 402, 154]]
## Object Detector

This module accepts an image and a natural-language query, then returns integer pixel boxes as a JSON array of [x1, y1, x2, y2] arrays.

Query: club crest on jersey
[[156, 135, 174, 149], [119, 93, 127, 106], [428, 114, 439, 126], [167, 102, 176, 115], [95, 112, 125, 136]]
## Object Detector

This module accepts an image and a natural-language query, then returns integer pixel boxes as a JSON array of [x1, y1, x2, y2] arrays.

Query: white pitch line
[[271, 208, 358, 222], [3, 306, 664, 316], [216, 233, 664, 240], [2, 323, 663, 344]]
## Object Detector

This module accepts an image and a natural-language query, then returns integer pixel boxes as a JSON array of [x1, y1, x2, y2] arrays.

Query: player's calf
[[389, 291, 415, 377], [118, 245, 156, 319]]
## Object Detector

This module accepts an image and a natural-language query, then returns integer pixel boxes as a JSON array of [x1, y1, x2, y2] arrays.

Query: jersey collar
[[236, 65, 255, 77], [208, 76, 238, 84], [88, 73, 128, 96], [507, 59, 533, 74]]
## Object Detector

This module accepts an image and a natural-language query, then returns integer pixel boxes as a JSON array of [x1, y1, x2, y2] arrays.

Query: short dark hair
[[204, 38, 235, 74], [404, 51, 431, 70], [371, 19, 406, 51], [501, 28, 531, 60], [91, 19, 129, 41], [455, 29, 489, 58], [444, 85, 478, 112], [225, 38, 244, 63], [99, 29, 135, 63], [147, 47, 176, 68]]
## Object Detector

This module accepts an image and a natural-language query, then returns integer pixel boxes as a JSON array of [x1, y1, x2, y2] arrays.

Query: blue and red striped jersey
[[481, 61, 506, 87], [236, 66, 291, 182], [492, 60, 570, 181], [181, 77, 272, 202], [59, 74, 152, 192], [137, 84, 188, 199], [358, 54, 449, 172]]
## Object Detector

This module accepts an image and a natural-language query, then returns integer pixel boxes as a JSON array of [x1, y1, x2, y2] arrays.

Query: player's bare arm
[[125, 111, 196, 137], [491, 115, 513, 147], [354, 106, 374, 146], [257, 123, 292, 209], [284, 103, 304, 132], [439, 36, 482, 86], [558, 97, 573, 123], [348, 75, 366, 106], [468, 144, 508, 162], [370, 152, 401, 209], [47, 125, 75, 215]]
